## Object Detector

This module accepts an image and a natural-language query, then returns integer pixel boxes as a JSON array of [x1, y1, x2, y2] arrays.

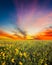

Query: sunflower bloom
[[15, 48, 19, 55], [2, 62, 5, 65], [44, 63, 48, 65], [23, 52, 27, 58], [19, 61, 23, 65], [20, 52, 23, 57], [11, 58, 15, 63]]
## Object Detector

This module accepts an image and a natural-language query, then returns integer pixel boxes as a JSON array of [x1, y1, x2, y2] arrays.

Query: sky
[[0, 0, 52, 35]]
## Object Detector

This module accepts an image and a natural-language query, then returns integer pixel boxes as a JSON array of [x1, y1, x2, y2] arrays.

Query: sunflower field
[[0, 40, 52, 65]]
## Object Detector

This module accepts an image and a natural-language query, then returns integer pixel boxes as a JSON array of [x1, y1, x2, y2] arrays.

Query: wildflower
[[11, 58, 15, 63], [19, 61, 23, 65]]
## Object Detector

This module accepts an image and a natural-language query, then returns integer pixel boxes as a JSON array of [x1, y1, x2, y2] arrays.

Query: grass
[[0, 40, 52, 65]]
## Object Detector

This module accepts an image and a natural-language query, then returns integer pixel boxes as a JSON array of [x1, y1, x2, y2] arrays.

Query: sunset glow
[[0, 0, 52, 40]]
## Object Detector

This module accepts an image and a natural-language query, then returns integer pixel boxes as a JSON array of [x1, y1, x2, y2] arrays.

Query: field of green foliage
[[0, 40, 52, 65]]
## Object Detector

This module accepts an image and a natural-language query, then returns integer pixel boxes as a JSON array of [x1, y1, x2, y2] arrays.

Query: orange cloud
[[0, 30, 25, 40], [34, 27, 52, 40]]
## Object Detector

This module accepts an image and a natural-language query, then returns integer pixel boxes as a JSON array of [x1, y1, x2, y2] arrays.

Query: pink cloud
[[17, 9, 52, 35]]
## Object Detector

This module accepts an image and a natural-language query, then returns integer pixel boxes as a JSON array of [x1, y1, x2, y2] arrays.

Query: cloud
[[0, 30, 25, 40], [18, 9, 52, 35], [34, 26, 52, 40]]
